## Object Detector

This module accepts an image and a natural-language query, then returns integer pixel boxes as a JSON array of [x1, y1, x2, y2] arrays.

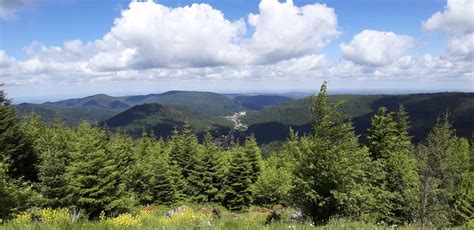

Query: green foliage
[[291, 82, 376, 223], [367, 106, 420, 224], [223, 147, 253, 211], [253, 155, 293, 206], [243, 136, 263, 184], [0, 162, 37, 221], [0, 88, 38, 182], [1, 85, 472, 228], [25, 115, 73, 208], [188, 131, 226, 203], [66, 122, 131, 218], [416, 115, 472, 227]]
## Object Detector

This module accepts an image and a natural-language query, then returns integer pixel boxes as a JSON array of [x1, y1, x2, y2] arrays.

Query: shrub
[[265, 210, 282, 225]]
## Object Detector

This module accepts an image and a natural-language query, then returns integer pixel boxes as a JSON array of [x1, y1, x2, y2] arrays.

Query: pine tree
[[291, 82, 376, 223], [123, 133, 157, 205], [150, 148, 183, 205], [367, 106, 419, 224], [169, 124, 197, 179], [25, 115, 73, 208], [66, 122, 128, 218], [0, 86, 38, 181], [223, 146, 253, 211], [188, 131, 226, 203], [243, 136, 263, 184], [416, 114, 472, 227]]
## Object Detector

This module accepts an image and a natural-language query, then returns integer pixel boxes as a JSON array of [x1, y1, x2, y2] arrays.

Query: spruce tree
[[416, 114, 472, 227], [367, 106, 419, 224], [243, 136, 263, 184], [291, 82, 376, 223], [169, 124, 199, 179], [188, 131, 226, 203], [25, 115, 73, 208], [123, 133, 157, 205], [223, 146, 253, 211], [150, 148, 182, 205], [66, 122, 128, 217], [0, 86, 38, 181]]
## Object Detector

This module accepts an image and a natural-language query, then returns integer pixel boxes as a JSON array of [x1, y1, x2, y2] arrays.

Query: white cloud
[[0, 0, 24, 19], [423, 0, 474, 58], [1, 0, 472, 92], [0, 50, 16, 68], [340, 30, 415, 66], [247, 0, 339, 63], [423, 0, 474, 34]]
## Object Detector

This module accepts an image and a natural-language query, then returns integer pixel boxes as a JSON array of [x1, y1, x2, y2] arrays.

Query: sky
[[0, 0, 473, 102]]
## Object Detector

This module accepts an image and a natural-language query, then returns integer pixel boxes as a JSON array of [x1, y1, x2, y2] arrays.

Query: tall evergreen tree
[[0, 86, 38, 181], [150, 146, 183, 205], [188, 131, 226, 203], [243, 136, 263, 184], [416, 114, 472, 227], [223, 146, 253, 211], [367, 106, 419, 224], [291, 82, 376, 223], [66, 122, 129, 217], [25, 115, 73, 208], [169, 124, 199, 179]]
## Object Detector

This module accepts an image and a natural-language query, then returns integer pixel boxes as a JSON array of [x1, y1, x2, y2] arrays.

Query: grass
[[1, 206, 471, 230]]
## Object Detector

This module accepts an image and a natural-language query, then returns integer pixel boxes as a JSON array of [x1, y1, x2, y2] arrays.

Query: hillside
[[15, 91, 247, 123], [242, 92, 474, 143], [102, 103, 232, 138], [234, 95, 292, 110], [14, 91, 474, 144]]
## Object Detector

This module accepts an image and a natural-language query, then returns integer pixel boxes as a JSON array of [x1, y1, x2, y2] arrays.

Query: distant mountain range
[[15, 91, 474, 144]]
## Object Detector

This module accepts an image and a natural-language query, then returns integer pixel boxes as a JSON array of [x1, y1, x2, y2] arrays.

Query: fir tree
[[168, 124, 199, 196], [0, 86, 38, 181], [188, 131, 226, 203], [223, 146, 253, 211], [25, 115, 73, 208], [66, 122, 129, 217], [243, 136, 263, 184], [150, 149, 182, 205], [291, 82, 376, 223], [367, 106, 419, 224], [416, 114, 472, 227]]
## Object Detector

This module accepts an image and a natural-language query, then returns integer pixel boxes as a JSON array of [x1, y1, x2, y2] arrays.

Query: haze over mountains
[[14, 90, 474, 144]]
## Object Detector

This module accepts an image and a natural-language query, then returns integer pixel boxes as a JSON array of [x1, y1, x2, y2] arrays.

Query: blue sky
[[0, 0, 472, 102]]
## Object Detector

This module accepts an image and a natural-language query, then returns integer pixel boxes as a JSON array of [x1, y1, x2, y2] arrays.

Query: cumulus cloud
[[340, 30, 415, 66], [6, 0, 339, 74], [247, 0, 339, 63], [423, 0, 474, 58], [0, 0, 472, 91], [0, 0, 25, 19]]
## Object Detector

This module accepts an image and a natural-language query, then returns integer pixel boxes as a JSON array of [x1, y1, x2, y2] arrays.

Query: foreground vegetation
[[1, 82, 472, 229]]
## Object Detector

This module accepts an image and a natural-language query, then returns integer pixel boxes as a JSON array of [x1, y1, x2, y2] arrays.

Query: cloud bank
[[0, 0, 472, 93]]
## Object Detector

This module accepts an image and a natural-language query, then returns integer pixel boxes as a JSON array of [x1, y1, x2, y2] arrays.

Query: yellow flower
[[40, 208, 71, 224], [107, 213, 140, 227], [11, 213, 31, 224]]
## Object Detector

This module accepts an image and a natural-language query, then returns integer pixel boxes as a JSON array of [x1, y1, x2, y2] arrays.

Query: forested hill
[[14, 91, 246, 124], [101, 103, 232, 138], [243, 92, 474, 143], [14, 91, 474, 143]]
